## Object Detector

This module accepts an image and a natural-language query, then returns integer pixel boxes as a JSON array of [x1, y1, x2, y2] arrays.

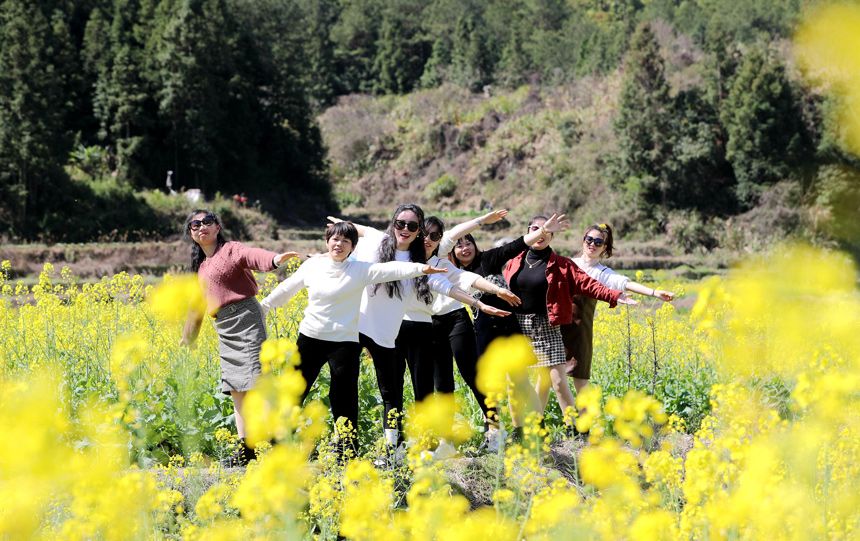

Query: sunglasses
[[393, 219, 421, 233], [583, 235, 605, 247], [189, 215, 217, 231], [426, 230, 443, 242]]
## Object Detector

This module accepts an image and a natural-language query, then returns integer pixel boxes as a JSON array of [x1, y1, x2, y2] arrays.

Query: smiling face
[[528, 218, 552, 250], [392, 209, 421, 250], [582, 228, 607, 258], [453, 237, 476, 267], [327, 234, 353, 262], [188, 211, 220, 249]]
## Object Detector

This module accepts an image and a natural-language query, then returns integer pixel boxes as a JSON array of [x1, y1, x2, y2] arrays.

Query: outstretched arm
[[471, 276, 521, 307], [446, 286, 512, 317], [327, 215, 372, 237], [625, 281, 674, 301]]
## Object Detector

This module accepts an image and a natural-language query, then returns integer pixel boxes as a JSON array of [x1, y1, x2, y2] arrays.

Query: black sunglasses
[[189, 215, 217, 231], [583, 235, 605, 247], [393, 219, 421, 233], [426, 230, 443, 242]]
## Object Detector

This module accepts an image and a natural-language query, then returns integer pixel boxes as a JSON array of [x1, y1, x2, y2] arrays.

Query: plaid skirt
[[516, 313, 567, 367], [213, 297, 267, 394]]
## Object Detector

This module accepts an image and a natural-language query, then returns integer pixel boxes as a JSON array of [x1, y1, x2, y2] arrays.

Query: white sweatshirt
[[260, 255, 427, 343], [572, 257, 630, 292], [353, 228, 453, 347]]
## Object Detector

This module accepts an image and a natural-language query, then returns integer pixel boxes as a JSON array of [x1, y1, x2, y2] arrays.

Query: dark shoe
[[510, 426, 524, 444]]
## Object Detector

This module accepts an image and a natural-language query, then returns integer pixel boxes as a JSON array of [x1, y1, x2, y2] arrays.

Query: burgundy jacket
[[503, 250, 621, 326]]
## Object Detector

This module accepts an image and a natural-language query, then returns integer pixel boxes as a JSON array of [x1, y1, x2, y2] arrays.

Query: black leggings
[[432, 308, 495, 423], [359, 333, 405, 432], [395, 320, 435, 404], [474, 311, 521, 358], [296, 333, 361, 438]]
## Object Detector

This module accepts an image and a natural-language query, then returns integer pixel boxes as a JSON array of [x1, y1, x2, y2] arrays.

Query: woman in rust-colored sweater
[[180, 209, 297, 465]]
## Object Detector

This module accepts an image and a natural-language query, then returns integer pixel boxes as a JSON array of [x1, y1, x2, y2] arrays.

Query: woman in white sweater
[[260, 221, 445, 450]]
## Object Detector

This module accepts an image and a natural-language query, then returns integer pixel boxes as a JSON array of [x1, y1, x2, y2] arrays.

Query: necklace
[[525, 252, 544, 269]]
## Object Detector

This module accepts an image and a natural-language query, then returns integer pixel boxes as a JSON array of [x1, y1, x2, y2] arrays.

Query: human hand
[[477, 302, 511, 317], [480, 209, 508, 225], [327, 215, 344, 224], [654, 289, 674, 302], [617, 293, 638, 306], [496, 288, 522, 307], [542, 213, 570, 234], [274, 251, 301, 266], [422, 265, 448, 274]]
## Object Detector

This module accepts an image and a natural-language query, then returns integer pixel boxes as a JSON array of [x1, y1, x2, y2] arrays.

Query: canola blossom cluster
[[1, 241, 858, 540]]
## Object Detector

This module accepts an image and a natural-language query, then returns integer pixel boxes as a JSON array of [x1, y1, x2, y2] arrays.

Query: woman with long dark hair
[[180, 209, 298, 465], [332, 204, 510, 454]]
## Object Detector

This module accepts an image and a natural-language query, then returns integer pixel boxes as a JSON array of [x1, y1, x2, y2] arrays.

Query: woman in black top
[[448, 213, 570, 358]]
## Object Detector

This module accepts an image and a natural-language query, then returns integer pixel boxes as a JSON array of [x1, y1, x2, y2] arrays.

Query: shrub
[[424, 174, 458, 201]]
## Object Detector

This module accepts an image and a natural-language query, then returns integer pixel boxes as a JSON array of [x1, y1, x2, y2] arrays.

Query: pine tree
[[614, 22, 674, 212], [0, 0, 69, 235], [720, 47, 810, 206]]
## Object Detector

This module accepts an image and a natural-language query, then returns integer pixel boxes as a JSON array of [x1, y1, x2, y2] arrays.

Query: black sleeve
[[480, 236, 528, 275]]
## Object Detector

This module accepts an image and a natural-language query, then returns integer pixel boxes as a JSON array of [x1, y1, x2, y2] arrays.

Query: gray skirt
[[213, 297, 267, 394], [516, 313, 567, 367]]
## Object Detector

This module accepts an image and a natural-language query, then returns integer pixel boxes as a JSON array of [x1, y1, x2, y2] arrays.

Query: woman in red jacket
[[503, 215, 636, 436]]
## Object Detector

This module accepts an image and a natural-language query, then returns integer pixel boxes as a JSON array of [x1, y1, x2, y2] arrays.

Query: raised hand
[[274, 251, 301, 266], [479, 209, 509, 225], [496, 287, 522, 307], [542, 213, 570, 233], [422, 265, 449, 274], [327, 215, 344, 224]]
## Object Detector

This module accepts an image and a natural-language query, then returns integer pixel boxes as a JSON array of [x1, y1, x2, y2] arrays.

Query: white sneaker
[[432, 439, 457, 460], [484, 426, 507, 453]]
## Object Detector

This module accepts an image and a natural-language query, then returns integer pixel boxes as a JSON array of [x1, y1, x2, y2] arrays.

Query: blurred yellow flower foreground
[[1, 243, 858, 540]]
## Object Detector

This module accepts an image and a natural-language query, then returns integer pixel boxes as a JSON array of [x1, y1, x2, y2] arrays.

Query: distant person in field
[[567, 224, 674, 418], [180, 209, 298, 466], [259, 221, 446, 455], [329, 203, 509, 463], [502, 215, 637, 439]]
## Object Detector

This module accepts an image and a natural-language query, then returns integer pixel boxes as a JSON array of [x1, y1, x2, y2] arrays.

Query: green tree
[[331, 0, 383, 94], [0, 0, 69, 235], [720, 47, 810, 206], [614, 22, 673, 213], [372, 0, 430, 94]]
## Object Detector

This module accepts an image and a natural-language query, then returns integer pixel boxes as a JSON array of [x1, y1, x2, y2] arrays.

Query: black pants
[[359, 332, 405, 432], [432, 308, 495, 423], [395, 320, 435, 404], [296, 333, 361, 441], [474, 311, 521, 358]]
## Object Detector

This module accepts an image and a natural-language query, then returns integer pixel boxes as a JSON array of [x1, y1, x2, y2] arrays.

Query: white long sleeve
[[262, 256, 425, 343]]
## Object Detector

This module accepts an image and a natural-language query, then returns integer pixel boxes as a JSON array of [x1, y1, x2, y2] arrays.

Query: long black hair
[[184, 209, 227, 272], [373, 203, 432, 304], [449, 233, 479, 269]]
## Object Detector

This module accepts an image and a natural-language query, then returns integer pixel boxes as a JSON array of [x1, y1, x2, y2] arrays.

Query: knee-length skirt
[[213, 297, 267, 394], [516, 313, 567, 368]]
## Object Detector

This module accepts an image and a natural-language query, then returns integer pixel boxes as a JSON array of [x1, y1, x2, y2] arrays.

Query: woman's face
[[453, 238, 476, 266], [188, 212, 220, 248], [327, 234, 353, 262], [392, 210, 421, 250], [423, 223, 442, 257], [582, 228, 607, 258], [528, 218, 552, 250]]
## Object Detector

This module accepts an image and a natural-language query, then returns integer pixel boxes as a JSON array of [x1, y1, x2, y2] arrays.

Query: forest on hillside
[[1, 0, 858, 254]]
